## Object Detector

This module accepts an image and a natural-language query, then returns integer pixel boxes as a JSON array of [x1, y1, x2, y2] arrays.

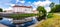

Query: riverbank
[[35, 13, 60, 27], [28, 20, 44, 27], [0, 17, 38, 27], [0, 24, 8, 27]]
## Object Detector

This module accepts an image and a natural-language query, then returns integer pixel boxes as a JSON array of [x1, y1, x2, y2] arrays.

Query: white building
[[4, 10, 13, 13], [12, 5, 33, 13], [3, 5, 38, 14]]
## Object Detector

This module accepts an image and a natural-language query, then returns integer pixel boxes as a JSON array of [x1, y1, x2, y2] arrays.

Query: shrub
[[47, 13, 53, 18], [10, 13, 37, 20]]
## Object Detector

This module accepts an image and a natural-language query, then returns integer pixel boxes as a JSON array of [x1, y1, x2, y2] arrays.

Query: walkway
[[28, 20, 44, 27], [0, 24, 8, 27]]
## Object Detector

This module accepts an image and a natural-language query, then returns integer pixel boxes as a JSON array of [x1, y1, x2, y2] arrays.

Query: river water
[[0, 17, 38, 27]]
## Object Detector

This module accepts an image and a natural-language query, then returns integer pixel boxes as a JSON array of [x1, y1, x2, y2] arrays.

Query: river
[[0, 17, 38, 27]]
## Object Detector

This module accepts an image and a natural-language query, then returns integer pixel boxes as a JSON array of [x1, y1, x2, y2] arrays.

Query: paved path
[[54, 13, 60, 15], [28, 20, 44, 27], [0, 24, 8, 27]]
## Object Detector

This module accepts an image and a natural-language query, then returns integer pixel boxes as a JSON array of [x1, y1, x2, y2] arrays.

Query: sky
[[0, 0, 59, 11]]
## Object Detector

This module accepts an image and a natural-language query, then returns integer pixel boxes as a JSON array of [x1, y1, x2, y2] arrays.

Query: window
[[25, 9, 27, 11]]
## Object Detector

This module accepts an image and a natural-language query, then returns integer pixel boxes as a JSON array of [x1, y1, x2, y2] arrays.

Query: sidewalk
[[0, 24, 8, 27], [28, 20, 44, 27]]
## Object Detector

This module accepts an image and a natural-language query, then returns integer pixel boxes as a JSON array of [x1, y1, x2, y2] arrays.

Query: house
[[12, 5, 33, 13]]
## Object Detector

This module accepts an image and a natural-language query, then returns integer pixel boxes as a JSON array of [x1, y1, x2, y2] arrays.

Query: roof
[[13, 5, 32, 8]]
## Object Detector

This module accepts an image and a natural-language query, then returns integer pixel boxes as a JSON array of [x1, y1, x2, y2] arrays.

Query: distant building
[[12, 5, 33, 13], [4, 10, 13, 13], [33, 10, 39, 14]]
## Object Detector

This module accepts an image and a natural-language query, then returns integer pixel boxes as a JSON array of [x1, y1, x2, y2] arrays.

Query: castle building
[[12, 5, 33, 13]]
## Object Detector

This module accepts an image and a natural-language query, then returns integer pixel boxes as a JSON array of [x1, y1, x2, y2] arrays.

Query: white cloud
[[8, 7, 12, 9], [3, 2, 15, 6], [45, 7, 51, 12], [33, 1, 41, 6], [46, 0, 49, 1], [20, 1, 25, 3], [28, 1, 31, 3], [32, 0, 51, 10], [10, 4, 15, 6], [16, 0, 25, 3], [33, 1, 51, 6], [3, 7, 12, 11], [27, 1, 32, 6], [16, 0, 19, 3]]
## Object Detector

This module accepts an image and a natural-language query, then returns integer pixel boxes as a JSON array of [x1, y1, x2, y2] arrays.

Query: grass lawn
[[35, 13, 60, 27]]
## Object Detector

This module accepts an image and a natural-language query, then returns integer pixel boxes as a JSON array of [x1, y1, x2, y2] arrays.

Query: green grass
[[35, 13, 60, 27], [47, 13, 53, 18]]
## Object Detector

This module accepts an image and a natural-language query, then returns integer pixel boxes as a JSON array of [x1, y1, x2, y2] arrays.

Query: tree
[[50, 4, 60, 13], [49, 2, 55, 8], [54, 4, 60, 12], [0, 8, 3, 12], [49, 2, 55, 13], [37, 6, 47, 20]]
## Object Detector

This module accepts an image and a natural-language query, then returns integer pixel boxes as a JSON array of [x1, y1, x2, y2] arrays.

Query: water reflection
[[0, 17, 38, 27]]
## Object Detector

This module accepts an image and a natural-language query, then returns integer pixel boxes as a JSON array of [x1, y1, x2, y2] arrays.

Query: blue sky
[[0, 0, 59, 10]]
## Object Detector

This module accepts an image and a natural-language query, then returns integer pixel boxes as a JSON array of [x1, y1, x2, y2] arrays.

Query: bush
[[47, 13, 53, 18], [10, 13, 37, 20], [37, 7, 47, 20]]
